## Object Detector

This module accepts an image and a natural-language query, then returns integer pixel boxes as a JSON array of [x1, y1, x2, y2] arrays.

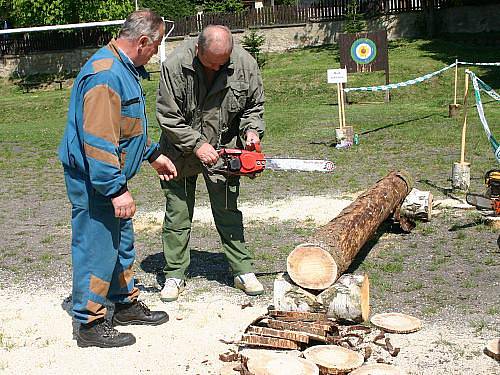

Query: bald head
[[196, 25, 233, 72], [198, 25, 233, 55]]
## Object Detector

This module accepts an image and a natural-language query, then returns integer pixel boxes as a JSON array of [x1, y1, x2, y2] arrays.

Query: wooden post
[[337, 83, 343, 129], [287, 171, 412, 289], [460, 73, 469, 165], [454, 59, 458, 106], [340, 83, 347, 129], [449, 59, 461, 117], [452, 72, 471, 190]]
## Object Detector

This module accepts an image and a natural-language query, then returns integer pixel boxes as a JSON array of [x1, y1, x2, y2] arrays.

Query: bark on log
[[287, 170, 412, 289], [240, 334, 300, 350], [273, 273, 370, 323], [267, 319, 330, 337], [318, 274, 370, 323], [245, 326, 310, 343]]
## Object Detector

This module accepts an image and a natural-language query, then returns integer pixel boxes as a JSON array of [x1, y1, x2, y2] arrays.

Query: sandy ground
[[1, 196, 498, 374]]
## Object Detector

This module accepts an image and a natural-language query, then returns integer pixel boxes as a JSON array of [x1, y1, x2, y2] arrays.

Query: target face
[[351, 38, 377, 64]]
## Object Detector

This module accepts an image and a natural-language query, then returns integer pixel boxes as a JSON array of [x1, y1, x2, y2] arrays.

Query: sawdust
[[1, 195, 498, 374], [133, 195, 355, 232]]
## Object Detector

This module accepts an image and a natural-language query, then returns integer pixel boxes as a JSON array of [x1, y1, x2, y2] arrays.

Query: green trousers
[[161, 171, 254, 280]]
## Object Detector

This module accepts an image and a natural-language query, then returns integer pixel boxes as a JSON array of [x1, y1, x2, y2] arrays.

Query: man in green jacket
[[156, 25, 265, 301]]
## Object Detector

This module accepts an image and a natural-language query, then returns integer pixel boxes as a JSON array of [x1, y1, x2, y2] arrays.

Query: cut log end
[[304, 345, 364, 374], [370, 312, 421, 333], [484, 338, 500, 361], [287, 245, 338, 290], [246, 355, 319, 375]]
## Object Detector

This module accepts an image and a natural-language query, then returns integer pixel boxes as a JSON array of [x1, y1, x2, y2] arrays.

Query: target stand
[[339, 30, 390, 103]]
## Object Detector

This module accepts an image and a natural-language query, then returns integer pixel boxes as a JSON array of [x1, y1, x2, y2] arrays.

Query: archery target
[[351, 38, 377, 64]]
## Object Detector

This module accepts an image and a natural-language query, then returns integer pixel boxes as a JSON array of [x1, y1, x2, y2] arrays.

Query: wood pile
[[220, 310, 412, 375]]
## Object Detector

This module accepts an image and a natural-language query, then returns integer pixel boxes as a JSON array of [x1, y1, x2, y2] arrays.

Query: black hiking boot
[[77, 319, 136, 348], [112, 300, 169, 326]]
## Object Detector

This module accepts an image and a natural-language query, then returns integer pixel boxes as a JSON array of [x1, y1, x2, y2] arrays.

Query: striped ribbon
[[343, 63, 456, 92], [343, 60, 500, 93], [458, 61, 500, 66], [466, 69, 500, 163]]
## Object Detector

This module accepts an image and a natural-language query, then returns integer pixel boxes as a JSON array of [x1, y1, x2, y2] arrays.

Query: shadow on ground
[[140, 249, 233, 288]]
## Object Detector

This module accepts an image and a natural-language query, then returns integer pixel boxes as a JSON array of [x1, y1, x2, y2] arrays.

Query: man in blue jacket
[[59, 9, 177, 348]]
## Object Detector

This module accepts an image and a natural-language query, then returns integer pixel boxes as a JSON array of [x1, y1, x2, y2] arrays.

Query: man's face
[[136, 25, 164, 66], [197, 45, 231, 72]]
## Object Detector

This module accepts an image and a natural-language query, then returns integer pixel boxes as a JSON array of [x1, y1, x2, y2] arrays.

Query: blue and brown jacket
[[59, 39, 160, 197]]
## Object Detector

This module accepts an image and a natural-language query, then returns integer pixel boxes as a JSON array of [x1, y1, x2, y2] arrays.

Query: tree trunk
[[287, 171, 412, 290], [273, 273, 369, 323], [400, 188, 433, 221]]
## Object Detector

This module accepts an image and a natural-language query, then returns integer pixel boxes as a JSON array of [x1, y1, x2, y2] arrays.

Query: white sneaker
[[234, 273, 264, 296], [160, 278, 185, 302]]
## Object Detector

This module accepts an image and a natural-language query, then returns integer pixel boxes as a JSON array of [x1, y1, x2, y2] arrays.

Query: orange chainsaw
[[205, 143, 335, 177], [466, 169, 500, 215]]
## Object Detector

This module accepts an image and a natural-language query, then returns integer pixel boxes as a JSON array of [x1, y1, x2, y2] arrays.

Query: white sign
[[327, 68, 347, 84]]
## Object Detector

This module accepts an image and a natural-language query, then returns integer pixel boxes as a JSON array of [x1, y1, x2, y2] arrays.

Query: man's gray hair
[[118, 9, 164, 43], [198, 25, 233, 53]]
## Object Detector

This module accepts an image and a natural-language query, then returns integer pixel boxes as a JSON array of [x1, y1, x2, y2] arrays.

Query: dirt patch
[[0, 195, 499, 374]]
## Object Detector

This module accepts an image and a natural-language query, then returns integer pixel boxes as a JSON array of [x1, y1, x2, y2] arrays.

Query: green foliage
[[139, 0, 196, 20], [343, 0, 366, 34], [5, 0, 134, 27], [274, 0, 296, 5], [241, 30, 266, 68], [202, 0, 243, 13]]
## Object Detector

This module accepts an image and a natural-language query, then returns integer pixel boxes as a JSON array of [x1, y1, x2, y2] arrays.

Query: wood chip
[[247, 355, 319, 375], [370, 312, 422, 333], [303, 344, 364, 373], [246, 325, 310, 343], [241, 334, 300, 350], [350, 363, 406, 374], [268, 310, 328, 322]]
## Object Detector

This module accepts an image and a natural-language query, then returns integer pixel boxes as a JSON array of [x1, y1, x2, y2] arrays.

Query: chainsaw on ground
[[205, 143, 335, 177], [466, 169, 500, 216]]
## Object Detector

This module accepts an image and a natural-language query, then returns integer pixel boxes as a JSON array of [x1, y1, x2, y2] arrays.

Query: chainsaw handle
[[246, 141, 262, 153]]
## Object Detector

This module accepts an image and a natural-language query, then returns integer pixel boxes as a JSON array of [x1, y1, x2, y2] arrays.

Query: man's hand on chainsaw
[[245, 131, 261, 151], [196, 143, 219, 166]]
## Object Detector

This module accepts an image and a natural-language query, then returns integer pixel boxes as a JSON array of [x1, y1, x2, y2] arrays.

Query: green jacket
[[156, 39, 265, 178]]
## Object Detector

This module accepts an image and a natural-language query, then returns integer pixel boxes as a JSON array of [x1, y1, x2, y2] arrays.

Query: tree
[[202, 0, 243, 13], [139, 0, 196, 20], [5, 0, 134, 27]]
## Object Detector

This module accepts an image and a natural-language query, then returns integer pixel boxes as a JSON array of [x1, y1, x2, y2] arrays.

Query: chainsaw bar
[[466, 193, 493, 211], [265, 158, 335, 173]]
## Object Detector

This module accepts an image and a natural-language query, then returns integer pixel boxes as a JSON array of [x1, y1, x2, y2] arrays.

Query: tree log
[[318, 274, 370, 323], [400, 188, 433, 221], [273, 273, 369, 323], [287, 170, 412, 289]]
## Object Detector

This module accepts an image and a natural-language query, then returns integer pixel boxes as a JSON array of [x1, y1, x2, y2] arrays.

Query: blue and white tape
[[466, 69, 500, 163], [458, 61, 500, 67], [343, 63, 456, 92], [343, 60, 500, 93]]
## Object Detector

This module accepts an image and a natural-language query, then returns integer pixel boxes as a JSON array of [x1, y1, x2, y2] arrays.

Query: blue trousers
[[64, 168, 139, 324]]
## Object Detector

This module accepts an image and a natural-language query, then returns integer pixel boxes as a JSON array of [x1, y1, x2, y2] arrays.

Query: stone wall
[[1, 5, 498, 78]]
